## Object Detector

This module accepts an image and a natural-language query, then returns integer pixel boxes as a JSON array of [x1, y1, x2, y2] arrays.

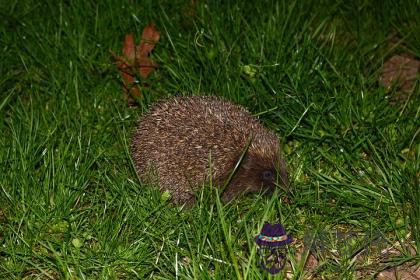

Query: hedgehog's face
[[221, 150, 289, 201], [244, 161, 281, 193], [261, 169, 277, 189]]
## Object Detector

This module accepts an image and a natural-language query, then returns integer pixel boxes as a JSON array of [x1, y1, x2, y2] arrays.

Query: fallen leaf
[[123, 34, 136, 63], [376, 263, 420, 280], [113, 34, 141, 98], [113, 23, 160, 102], [379, 54, 420, 100], [138, 23, 160, 58], [294, 244, 319, 272], [137, 57, 158, 80], [284, 240, 318, 279]]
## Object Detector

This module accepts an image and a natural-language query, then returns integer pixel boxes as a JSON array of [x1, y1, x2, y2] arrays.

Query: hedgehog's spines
[[131, 95, 288, 205]]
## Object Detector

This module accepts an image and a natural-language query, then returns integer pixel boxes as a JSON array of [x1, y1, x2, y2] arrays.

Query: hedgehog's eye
[[262, 170, 274, 181]]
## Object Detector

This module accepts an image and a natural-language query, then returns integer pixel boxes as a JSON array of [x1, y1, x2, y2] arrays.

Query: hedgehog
[[131, 96, 289, 205]]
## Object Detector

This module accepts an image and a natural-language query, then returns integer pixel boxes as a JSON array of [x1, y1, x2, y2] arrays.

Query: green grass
[[1, 0, 419, 279]]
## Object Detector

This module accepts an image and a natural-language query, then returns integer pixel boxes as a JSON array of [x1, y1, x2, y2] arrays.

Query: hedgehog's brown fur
[[131, 96, 289, 205]]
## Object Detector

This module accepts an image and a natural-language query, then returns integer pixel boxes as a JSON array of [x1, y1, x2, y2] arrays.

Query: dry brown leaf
[[376, 263, 420, 280], [379, 54, 420, 93], [284, 241, 319, 279], [123, 33, 136, 63], [114, 23, 160, 102], [117, 34, 141, 98], [293, 244, 319, 272], [137, 23, 160, 58]]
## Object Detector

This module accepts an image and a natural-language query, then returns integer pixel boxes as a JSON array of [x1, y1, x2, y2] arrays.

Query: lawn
[[1, 0, 419, 279]]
